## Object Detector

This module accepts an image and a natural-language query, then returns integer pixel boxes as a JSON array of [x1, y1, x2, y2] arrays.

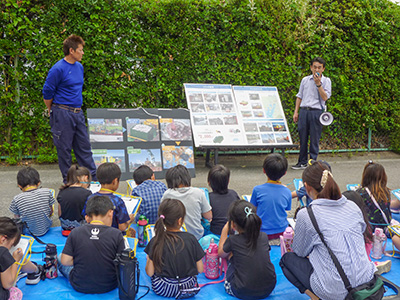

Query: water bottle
[[280, 227, 294, 256], [137, 215, 148, 247], [371, 228, 387, 259], [115, 248, 137, 300], [43, 243, 58, 279], [204, 238, 220, 279]]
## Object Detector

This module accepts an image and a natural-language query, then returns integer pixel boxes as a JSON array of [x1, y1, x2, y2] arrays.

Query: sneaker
[[291, 163, 307, 170], [374, 260, 392, 275], [26, 263, 44, 285], [16, 271, 27, 282]]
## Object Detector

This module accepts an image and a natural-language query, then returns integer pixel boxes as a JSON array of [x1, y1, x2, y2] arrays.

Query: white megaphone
[[319, 108, 333, 126]]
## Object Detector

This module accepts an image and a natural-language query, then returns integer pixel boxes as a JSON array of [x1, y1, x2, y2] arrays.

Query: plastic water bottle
[[43, 243, 58, 279], [115, 248, 137, 300], [137, 215, 148, 247], [371, 228, 387, 259], [205, 238, 220, 279], [280, 227, 294, 256]]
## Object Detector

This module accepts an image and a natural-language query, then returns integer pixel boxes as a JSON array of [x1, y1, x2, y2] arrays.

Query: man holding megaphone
[[292, 57, 332, 170]]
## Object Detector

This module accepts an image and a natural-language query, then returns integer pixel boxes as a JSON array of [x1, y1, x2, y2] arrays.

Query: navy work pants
[[279, 252, 314, 294], [50, 105, 97, 182], [297, 108, 323, 165]]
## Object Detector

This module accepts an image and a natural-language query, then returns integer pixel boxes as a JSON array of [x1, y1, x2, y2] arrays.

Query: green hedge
[[1, 0, 400, 163]]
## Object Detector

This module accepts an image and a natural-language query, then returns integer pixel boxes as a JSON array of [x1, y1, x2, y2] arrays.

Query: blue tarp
[[17, 226, 400, 299]]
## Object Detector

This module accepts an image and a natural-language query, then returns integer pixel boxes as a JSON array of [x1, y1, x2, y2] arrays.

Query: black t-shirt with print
[[62, 224, 125, 294]]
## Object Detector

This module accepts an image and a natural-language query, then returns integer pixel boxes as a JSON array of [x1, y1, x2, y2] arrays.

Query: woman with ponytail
[[218, 200, 276, 299], [280, 162, 376, 300], [144, 199, 204, 298]]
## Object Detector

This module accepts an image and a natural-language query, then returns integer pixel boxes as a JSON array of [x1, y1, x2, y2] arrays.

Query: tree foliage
[[1, 0, 400, 162]]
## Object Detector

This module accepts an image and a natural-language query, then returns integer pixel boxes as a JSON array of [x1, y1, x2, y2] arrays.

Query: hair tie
[[244, 207, 253, 218], [159, 215, 165, 219], [320, 169, 333, 189]]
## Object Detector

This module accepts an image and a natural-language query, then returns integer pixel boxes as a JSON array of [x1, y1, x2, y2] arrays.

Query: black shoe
[[291, 163, 307, 170], [26, 263, 44, 285]]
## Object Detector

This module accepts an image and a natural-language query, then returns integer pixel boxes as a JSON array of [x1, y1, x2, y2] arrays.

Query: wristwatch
[[316, 84, 321, 88]]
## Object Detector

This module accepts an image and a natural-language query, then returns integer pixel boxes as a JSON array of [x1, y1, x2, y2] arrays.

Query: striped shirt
[[9, 188, 55, 236], [132, 180, 167, 224], [293, 196, 376, 300]]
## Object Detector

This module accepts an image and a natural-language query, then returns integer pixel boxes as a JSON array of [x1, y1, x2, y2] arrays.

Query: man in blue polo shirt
[[43, 34, 96, 182], [292, 57, 332, 170]]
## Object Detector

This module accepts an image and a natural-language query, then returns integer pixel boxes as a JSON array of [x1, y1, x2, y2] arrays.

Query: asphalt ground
[[1, 151, 400, 227]]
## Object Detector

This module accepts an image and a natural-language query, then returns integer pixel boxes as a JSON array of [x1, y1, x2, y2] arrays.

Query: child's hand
[[13, 248, 23, 262], [222, 221, 230, 235]]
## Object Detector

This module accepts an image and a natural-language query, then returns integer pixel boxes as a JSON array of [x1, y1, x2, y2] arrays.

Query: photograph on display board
[[208, 116, 224, 126], [160, 119, 192, 141], [162, 145, 194, 169], [246, 134, 261, 145], [272, 122, 287, 132], [249, 93, 260, 101], [92, 149, 126, 172], [223, 115, 238, 125], [261, 133, 275, 144], [188, 93, 204, 102], [126, 118, 160, 142], [275, 132, 291, 143], [258, 122, 273, 132], [88, 119, 123, 142], [190, 103, 206, 113], [244, 122, 258, 132], [193, 115, 208, 126], [127, 148, 162, 172], [204, 93, 217, 102], [218, 94, 233, 103]]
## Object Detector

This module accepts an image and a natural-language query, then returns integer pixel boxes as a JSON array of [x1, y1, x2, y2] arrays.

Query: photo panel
[[88, 118, 123, 142]]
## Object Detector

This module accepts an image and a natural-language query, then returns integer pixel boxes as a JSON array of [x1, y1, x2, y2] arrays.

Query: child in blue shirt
[[83, 163, 133, 232], [132, 165, 167, 224], [250, 153, 292, 240]]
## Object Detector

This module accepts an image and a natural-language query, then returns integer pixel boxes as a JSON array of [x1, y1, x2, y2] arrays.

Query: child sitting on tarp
[[208, 164, 240, 236], [218, 201, 276, 299], [145, 198, 204, 297], [250, 154, 292, 242], [83, 163, 134, 232], [0, 217, 44, 300], [161, 165, 212, 240], [59, 195, 125, 294], [9, 167, 55, 236], [132, 165, 167, 224], [57, 164, 92, 233]]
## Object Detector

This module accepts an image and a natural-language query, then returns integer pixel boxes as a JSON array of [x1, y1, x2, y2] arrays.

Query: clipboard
[[241, 195, 251, 202], [113, 192, 142, 218], [145, 223, 187, 242], [9, 235, 34, 279]]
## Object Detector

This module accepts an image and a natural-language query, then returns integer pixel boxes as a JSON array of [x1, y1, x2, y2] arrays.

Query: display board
[[184, 83, 293, 147], [87, 108, 195, 181]]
